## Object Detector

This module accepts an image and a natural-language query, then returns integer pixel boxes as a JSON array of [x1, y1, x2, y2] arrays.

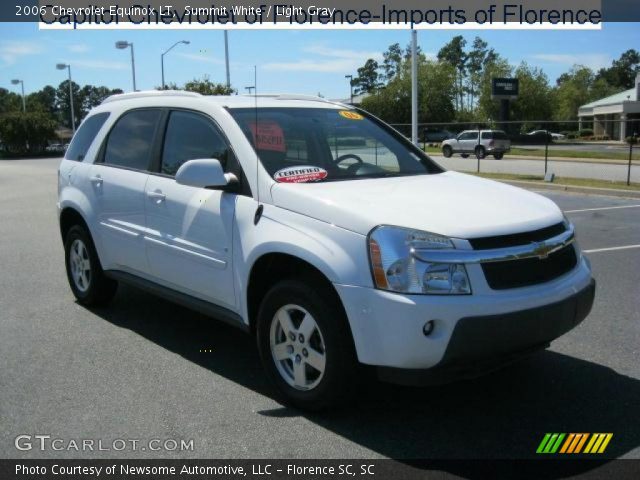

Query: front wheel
[[256, 279, 358, 410], [442, 145, 453, 158], [493, 152, 504, 160], [64, 225, 117, 306]]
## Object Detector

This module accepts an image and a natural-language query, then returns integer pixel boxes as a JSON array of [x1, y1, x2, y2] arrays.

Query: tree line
[[351, 37, 639, 128], [0, 76, 233, 154]]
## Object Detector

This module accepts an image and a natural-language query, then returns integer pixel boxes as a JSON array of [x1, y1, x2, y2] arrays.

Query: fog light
[[423, 320, 435, 336]]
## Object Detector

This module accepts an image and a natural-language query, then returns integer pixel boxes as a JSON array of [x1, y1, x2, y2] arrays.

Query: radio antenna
[[253, 65, 263, 225]]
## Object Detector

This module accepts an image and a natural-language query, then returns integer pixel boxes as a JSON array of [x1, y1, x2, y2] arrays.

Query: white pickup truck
[[57, 91, 595, 410]]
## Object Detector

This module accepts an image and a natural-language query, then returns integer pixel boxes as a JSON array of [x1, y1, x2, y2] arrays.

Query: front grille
[[481, 244, 578, 290], [470, 223, 577, 290], [468, 222, 566, 250]]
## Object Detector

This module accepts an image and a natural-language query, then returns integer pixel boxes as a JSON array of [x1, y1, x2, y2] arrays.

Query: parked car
[[424, 128, 455, 143], [57, 91, 595, 410], [527, 130, 566, 140], [441, 130, 511, 159], [46, 143, 65, 153]]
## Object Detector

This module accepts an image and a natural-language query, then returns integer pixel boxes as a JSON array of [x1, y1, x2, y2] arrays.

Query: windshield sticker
[[274, 166, 328, 183], [249, 120, 286, 152], [339, 111, 364, 120]]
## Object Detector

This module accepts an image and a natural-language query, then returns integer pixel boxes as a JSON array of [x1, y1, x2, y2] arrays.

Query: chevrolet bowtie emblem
[[532, 241, 553, 259]]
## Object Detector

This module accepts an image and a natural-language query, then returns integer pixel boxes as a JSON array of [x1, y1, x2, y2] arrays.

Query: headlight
[[368, 226, 471, 295]]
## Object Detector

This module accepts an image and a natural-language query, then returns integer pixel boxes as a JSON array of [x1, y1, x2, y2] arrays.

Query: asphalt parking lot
[[1, 158, 639, 463]]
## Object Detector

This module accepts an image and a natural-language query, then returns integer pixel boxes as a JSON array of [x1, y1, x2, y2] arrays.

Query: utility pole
[[411, 30, 418, 146]]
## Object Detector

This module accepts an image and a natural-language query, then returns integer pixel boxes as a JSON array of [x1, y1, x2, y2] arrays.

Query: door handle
[[89, 175, 103, 186], [147, 191, 166, 203]]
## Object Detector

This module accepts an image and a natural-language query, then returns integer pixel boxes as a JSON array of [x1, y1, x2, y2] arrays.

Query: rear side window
[[103, 109, 161, 170], [161, 111, 231, 176], [65, 113, 109, 161]]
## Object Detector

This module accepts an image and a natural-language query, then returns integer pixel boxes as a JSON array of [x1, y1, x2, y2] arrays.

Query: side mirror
[[175, 159, 238, 190]]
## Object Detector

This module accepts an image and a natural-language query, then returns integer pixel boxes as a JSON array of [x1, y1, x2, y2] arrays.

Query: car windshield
[[228, 107, 442, 183]]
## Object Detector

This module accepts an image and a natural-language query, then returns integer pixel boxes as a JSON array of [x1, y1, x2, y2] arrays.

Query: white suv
[[58, 91, 595, 410], [442, 129, 511, 159]]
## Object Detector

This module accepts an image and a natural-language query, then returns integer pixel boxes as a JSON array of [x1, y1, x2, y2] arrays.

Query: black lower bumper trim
[[378, 278, 596, 386]]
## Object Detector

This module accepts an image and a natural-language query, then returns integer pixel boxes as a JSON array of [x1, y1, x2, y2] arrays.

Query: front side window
[[103, 109, 161, 170], [66, 112, 109, 161], [229, 108, 441, 182], [161, 111, 230, 176]]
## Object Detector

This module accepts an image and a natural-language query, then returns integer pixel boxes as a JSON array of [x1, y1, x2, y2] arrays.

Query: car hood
[[270, 171, 563, 238]]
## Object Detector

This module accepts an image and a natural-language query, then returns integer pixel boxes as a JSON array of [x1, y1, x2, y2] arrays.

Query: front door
[[143, 110, 237, 309]]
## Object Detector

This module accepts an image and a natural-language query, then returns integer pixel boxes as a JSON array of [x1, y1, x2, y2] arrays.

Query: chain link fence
[[389, 119, 640, 187]]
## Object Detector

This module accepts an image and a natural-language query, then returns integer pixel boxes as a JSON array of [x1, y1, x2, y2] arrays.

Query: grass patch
[[510, 147, 640, 162], [471, 172, 640, 191], [423, 145, 640, 161]]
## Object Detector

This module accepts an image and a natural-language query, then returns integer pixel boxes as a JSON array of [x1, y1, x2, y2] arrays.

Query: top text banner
[[4, 0, 639, 27]]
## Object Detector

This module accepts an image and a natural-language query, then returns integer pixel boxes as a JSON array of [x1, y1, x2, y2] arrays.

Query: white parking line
[[565, 205, 640, 213], [583, 245, 640, 254]]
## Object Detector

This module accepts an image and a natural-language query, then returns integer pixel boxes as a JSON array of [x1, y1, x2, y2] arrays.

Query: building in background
[[578, 73, 640, 141]]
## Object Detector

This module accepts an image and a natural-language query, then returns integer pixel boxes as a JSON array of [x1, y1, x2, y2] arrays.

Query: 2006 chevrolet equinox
[[58, 91, 595, 410]]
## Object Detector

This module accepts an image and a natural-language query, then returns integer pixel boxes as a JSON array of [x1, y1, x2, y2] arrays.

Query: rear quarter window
[[65, 112, 110, 161], [492, 131, 508, 140]]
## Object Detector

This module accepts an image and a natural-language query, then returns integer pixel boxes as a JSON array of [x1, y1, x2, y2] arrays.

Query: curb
[[502, 180, 640, 199]]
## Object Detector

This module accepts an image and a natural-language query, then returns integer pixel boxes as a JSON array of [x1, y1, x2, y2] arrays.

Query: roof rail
[[240, 93, 335, 103], [101, 90, 202, 104]]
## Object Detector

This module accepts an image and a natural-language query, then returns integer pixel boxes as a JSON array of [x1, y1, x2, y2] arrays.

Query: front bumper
[[334, 257, 594, 371], [379, 278, 595, 385]]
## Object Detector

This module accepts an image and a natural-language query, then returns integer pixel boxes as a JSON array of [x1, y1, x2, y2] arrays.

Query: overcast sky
[[1, 23, 638, 99]]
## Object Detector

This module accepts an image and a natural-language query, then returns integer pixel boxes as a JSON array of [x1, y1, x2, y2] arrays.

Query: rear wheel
[[475, 146, 486, 159], [442, 145, 453, 158], [64, 225, 117, 306], [256, 278, 358, 410], [493, 152, 504, 160]]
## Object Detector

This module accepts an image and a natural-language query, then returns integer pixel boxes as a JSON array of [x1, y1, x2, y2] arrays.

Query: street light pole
[[345, 75, 353, 104], [116, 41, 137, 91], [411, 30, 418, 146], [224, 31, 231, 89], [161, 40, 190, 89], [11, 79, 25, 112], [56, 63, 76, 133]]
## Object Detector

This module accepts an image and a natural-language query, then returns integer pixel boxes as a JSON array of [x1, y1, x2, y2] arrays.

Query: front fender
[[232, 198, 371, 324]]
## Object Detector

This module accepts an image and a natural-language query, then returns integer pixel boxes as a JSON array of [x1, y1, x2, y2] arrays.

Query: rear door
[[143, 109, 237, 309], [88, 109, 162, 275]]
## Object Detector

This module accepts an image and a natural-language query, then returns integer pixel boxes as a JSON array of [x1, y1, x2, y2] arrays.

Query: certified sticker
[[339, 110, 364, 120], [274, 166, 328, 183]]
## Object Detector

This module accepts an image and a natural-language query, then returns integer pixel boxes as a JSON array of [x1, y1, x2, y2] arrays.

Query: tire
[[442, 145, 453, 158], [475, 146, 486, 159], [64, 225, 117, 306], [256, 278, 358, 411], [461, 154, 469, 158], [493, 152, 504, 160]]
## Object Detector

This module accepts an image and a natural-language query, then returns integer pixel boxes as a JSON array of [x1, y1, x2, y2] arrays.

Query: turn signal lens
[[369, 238, 389, 289]]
